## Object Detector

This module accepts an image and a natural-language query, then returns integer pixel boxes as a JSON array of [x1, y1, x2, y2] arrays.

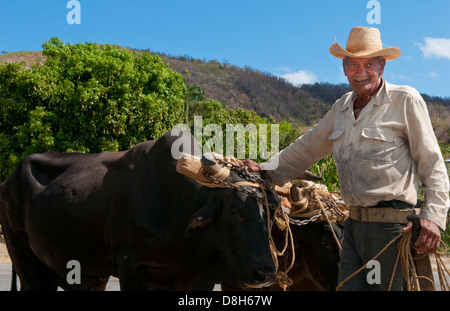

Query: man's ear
[[185, 196, 220, 238], [379, 57, 386, 76], [342, 58, 348, 77]]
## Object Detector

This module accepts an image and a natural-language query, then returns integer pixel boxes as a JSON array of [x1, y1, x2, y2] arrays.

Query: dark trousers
[[337, 218, 406, 291]]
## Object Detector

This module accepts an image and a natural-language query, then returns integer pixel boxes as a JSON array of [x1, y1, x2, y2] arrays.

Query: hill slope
[[159, 54, 343, 126], [1, 49, 449, 145], [157, 53, 450, 145]]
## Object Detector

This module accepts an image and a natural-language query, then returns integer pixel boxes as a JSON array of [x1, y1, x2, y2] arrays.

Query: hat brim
[[329, 42, 401, 61]]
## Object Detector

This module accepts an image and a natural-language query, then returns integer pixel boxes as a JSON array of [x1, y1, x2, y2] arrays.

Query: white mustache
[[354, 76, 370, 82]]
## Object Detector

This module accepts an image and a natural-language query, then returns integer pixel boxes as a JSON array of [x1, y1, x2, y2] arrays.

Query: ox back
[[0, 131, 275, 290]]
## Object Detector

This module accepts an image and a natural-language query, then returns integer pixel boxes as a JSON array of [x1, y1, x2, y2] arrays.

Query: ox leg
[[5, 233, 58, 291], [89, 277, 110, 291], [116, 253, 146, 291]]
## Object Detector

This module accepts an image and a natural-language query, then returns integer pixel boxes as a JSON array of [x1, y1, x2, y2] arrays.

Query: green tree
[[0, 38, 186, 182], [186, 99, 299, 163], [310, 154, 340, 192]]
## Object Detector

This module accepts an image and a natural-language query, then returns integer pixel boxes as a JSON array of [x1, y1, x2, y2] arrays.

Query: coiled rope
[[395, 231, 450, 291], [336, 231, 450, 291], [277, 181, 348, 250]]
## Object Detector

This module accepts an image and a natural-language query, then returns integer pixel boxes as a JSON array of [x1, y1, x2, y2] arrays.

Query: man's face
[[343, 57, 386, 98]]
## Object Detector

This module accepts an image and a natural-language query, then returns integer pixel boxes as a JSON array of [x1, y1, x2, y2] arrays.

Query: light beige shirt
[[262, 79, 449, 230]]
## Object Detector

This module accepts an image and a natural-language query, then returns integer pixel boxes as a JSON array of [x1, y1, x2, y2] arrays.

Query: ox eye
[[231, 209, 246, 223], [319, 240, 329, 247]]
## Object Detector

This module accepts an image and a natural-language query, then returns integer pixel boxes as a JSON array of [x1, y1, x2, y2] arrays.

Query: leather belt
[[349, 206, 420, 224]]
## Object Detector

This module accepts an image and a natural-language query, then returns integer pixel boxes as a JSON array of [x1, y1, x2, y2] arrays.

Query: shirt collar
[[340, 78, 392, 111]]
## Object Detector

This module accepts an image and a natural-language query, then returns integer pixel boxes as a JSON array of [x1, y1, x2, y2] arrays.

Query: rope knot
[[274, 271, 294, 291]]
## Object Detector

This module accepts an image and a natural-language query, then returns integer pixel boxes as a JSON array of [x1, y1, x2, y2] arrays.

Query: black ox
[[0, 131, 278, 290], [271, 221, 343, 291]]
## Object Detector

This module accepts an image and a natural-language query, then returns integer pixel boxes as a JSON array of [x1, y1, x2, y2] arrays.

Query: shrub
[[0, 38, 186, 182]]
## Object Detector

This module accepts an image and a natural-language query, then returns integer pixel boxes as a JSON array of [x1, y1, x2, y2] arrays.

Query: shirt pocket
[[358, 127, 403, 163], [328, 129, 344, 141]]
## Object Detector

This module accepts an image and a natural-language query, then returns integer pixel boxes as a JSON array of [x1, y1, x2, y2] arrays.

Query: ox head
[[183, 153, 278, 288], [288, 222, 343, 290]]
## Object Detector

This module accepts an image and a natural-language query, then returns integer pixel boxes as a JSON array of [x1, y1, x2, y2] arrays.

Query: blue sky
[[1, 0, 449, 97]]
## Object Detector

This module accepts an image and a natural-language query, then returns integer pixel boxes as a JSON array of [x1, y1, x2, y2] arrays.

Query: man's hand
[[242, 159, 263, 173], [402, 218, 441, 254]]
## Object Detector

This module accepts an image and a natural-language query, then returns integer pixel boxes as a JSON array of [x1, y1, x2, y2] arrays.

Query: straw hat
[[329, 26, 401, 61]]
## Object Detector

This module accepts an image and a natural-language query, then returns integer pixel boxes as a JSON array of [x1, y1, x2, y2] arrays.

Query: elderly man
[[244, 26, 449, 290]]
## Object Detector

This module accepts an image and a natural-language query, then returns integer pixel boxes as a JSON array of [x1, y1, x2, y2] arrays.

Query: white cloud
[[418, 37, 450, 60], [429, 71, 440, 78], [280, 70, 318, 86], [390, 73, 411, 80], [275, 66, 292, 73]]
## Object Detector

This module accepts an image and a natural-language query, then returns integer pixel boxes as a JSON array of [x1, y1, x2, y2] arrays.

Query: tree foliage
[[186, 99, 300, 162], [0, 38, 186, 181]]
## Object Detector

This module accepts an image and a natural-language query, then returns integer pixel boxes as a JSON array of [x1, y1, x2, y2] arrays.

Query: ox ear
[[185, 197, 220, 238]]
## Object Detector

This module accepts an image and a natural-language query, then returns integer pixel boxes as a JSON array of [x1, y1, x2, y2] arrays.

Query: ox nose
[[253, 268, 273, 284]]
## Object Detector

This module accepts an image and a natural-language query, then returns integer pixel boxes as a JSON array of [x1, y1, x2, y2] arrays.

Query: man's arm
[[403, 92, 450, 253], [257, 107, 336, 186]]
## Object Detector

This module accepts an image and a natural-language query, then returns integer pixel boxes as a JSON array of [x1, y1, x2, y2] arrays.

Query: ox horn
[[201, 153, 228, 178], [295, 171, 323, 182], [290, 182, 303, 202]]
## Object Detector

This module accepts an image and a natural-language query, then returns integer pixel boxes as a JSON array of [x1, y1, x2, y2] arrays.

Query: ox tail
[[10, 265, 17, 291]]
